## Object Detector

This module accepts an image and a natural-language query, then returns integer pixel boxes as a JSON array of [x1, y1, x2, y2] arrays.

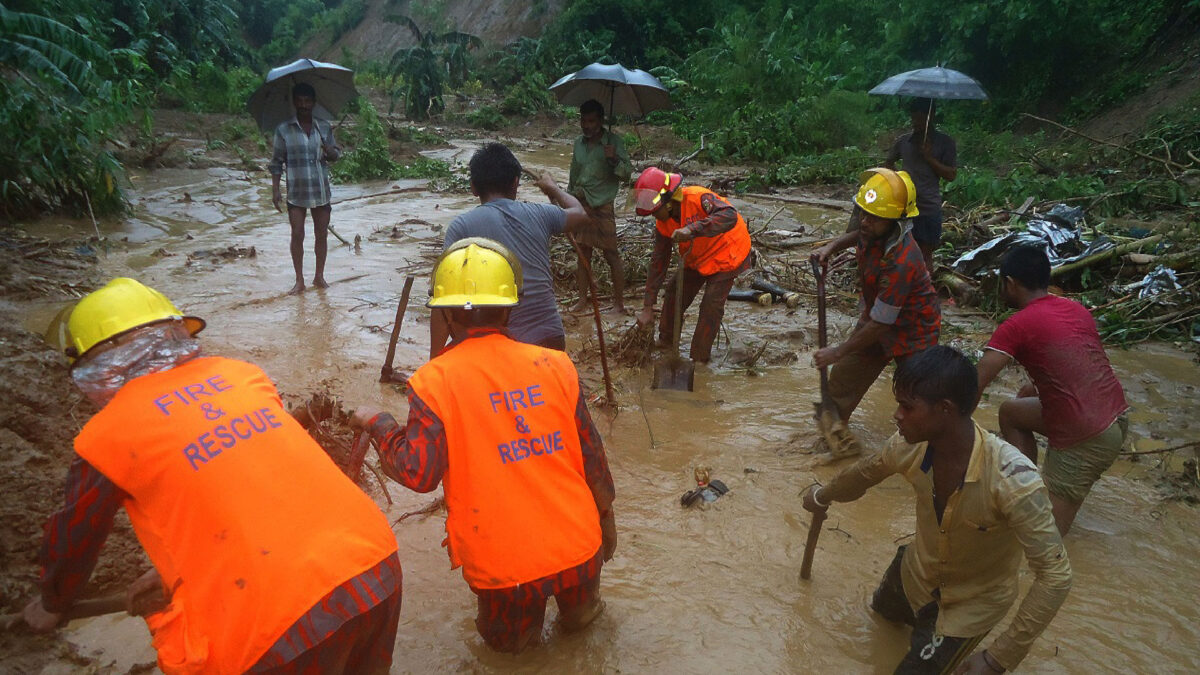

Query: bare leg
[[571, 243, 594, 313], [602, 247, 627, 314], [287, 205, 307, 295], [1050, 493, 1082, 535], [998, 396, 1047, 464], [312, 204, 331, 288]]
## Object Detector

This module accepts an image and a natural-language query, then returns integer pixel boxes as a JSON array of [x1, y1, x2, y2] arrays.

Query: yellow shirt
[[821, 424, 1072, 670]]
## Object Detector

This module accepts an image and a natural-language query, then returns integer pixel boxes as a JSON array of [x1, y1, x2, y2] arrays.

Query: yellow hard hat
[[63, 278, 205, 362], [428, 237, 523, 309], [854, 168, 920, 220]]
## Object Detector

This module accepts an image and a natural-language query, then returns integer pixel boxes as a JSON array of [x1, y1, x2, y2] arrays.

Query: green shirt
[[567, 130, 632, 208]]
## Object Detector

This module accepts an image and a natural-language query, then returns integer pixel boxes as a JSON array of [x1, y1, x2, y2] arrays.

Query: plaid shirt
[[857, 221, 940, 357], [40, 459, 396, 666], [367, 329, 616, 594], [268, 117, 339, 208]]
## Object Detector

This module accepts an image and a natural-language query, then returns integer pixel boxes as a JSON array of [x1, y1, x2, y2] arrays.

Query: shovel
[[811, 258, 863, 457], [379, 276, 415, 383], [652, 248, 695, 391]]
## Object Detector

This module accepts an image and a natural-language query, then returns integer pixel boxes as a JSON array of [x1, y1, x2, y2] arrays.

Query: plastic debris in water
[[681, 465, 730, 507]]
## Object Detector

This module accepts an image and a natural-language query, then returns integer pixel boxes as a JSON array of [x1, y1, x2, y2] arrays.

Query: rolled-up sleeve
[[368, 392, 448, 493], [986, 483, 1072, 670], [820, 434, 905, 503]]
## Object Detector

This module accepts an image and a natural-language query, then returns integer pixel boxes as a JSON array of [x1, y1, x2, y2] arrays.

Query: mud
[[1, 128, 1199, 673]]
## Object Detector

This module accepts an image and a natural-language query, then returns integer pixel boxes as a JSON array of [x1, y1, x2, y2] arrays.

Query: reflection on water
[[22, 145, 1200, 673]]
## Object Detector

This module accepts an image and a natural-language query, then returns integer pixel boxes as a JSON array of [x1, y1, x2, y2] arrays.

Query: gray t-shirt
[[886, 129, 957, 215], [443, 199, 566, 345]]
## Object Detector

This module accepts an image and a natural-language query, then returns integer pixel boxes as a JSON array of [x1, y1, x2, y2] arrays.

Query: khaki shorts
[[1043, 415, 1128, 504], [574, 200, 618, 251]]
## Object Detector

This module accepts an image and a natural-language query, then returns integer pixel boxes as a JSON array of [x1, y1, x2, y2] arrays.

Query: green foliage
[[740, 147, 876, 190], [331, 99, 399, 182], [385, 14, 480, 121], [159, 60, 259, 113], [499, 72, 557, 117], [465, 105, 506, 131]]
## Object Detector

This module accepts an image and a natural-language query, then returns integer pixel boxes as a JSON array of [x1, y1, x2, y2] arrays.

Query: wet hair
[[580, 99, 604, 118], [448, 307, 510, 327], [468, 142, 522, 196], [1000, 244, 1051, 291], [292, 82, 316, 99], [892, 346, 978, 416], [908, 97, 936, 116]]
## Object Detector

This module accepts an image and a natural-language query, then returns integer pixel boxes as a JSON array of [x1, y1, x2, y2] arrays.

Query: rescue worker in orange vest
[[633, 167, 754, 362], [21, 278, 402, 675], [351, 238, 617, 654]]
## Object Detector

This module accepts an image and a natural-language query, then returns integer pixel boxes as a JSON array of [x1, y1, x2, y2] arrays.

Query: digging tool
[[811, 258, 863, 457], [751, 278, 802, 308], [380, 276, 415, 383], [800, 506, 827, 580], [568, 235, 617, 405], [345, 430, 372, 482], [652, 247, 695, 391], [1, 588, 166, 631]]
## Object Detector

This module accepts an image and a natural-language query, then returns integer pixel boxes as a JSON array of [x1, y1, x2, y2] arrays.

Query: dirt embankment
[[0, 232, 150, 670]]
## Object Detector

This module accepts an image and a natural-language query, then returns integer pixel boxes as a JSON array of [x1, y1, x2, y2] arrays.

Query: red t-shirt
[[986, 294, 1127, 448]]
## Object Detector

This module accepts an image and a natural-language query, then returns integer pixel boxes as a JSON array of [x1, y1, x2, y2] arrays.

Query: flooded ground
[[5, 139, 1200, 673]]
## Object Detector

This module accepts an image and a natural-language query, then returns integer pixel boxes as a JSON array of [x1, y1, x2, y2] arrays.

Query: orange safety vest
[[74, 356, 398, 675], [655, 185, 752, 276], [407, 332, 601, 589]]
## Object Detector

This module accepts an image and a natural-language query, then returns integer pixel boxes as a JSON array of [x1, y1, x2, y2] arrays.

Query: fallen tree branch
[[1050, 234, 1163, 278], [1121, 440, 1200, 456], [673, 133, 706, 170], [745, 192, 854, 212], [1020, 113, 1191, 175]]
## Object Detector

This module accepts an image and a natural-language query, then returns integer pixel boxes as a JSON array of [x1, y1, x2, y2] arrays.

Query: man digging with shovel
[[634, 167, 753, 365], [23, 278, 402, 674], [811, 168, 940, 451]]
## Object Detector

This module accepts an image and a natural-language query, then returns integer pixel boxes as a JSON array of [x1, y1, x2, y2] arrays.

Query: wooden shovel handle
[[800, 507, 828, 581], [380, 276, 415, 382]]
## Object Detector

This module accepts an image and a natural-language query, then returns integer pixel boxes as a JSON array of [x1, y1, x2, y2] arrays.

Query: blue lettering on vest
[[153, 374, 236, 417], [496, 429, 566, 465], [182, 407, 285, 471]]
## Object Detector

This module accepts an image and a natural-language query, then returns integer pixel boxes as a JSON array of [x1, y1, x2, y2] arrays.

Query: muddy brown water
[[10, 141, 1200, 673]]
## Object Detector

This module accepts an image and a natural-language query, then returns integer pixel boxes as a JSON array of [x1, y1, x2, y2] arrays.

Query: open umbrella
[[246, 58, 359, 133], [549, 62, 671, 119], [868, 66, 988, 100]]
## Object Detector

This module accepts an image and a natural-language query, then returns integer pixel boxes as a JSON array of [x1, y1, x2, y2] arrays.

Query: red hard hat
[[633, 167, 682, 216]]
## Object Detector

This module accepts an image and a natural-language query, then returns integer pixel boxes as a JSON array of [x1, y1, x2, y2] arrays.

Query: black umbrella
[[868, 66, 988, 100], [246, 58, 359, 133], [549, 62, 671, 119]]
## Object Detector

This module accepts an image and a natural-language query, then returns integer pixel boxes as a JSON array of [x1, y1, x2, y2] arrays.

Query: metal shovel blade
[[652, 355, 695, 391]]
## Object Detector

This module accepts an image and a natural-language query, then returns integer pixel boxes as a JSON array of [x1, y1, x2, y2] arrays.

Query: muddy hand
[[350, 406, 385, 430], [534, 172, 558, 195], [272, 186, 282, 213], [811, 244, 834, 267], [126, 569, 168, 617], [671, 227, 692, 242], [21, 598, 63, 632], [802, 485, 829, 514], [812, 346, 840, 369]]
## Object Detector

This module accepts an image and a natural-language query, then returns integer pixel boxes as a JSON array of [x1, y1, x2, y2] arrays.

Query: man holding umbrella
[[269, 81, 343, 295], [566, 99, 632, 315], [885, 98, 957, 272]]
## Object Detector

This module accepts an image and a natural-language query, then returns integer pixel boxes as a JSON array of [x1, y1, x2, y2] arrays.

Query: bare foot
[[287, 281, 305, 295], [312, 276, 330, 289], [568, 298, 590, 313]]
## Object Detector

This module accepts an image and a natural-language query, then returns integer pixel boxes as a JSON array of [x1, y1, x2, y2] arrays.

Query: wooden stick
[[1121, 440, 1200, 456], [326, 223, 352, 247], [569, 235, 616, 406], [380, 276, 415, 382], [800, 508, 827, 581]]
